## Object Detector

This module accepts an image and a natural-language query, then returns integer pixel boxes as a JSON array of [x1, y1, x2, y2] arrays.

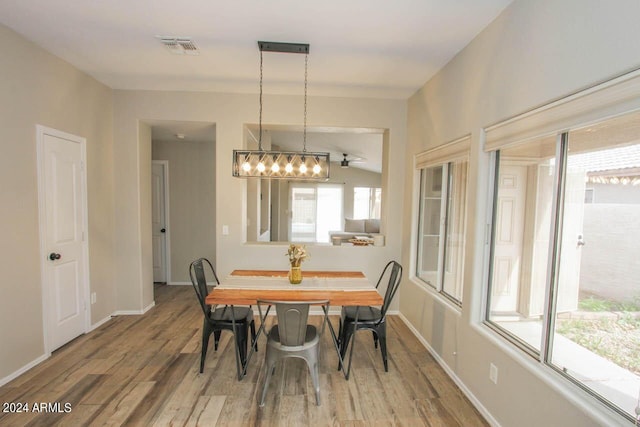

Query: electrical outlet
[[91, 292, 96, 304], [222, 225, 229, 235], [489, 363, 498, 384]]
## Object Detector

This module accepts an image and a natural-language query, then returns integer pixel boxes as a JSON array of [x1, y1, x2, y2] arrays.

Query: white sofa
[[329, 218, 380, 244]]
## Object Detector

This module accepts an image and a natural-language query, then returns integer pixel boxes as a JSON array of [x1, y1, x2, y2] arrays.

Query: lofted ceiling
[[0, 0, 512, 99]]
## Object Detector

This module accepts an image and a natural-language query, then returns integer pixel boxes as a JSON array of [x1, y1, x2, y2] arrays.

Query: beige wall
[[0, 24, 115, 380], [402, 0, 640, 425], [112, 90, 406, 303], [152, 138, 216, 283]]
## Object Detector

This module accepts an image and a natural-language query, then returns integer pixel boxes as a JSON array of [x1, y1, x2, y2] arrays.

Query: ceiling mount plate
[[258, 41, 309, 54]]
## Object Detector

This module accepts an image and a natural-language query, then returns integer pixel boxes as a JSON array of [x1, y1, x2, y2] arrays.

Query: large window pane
[[290, 186, 317, 242], [289, 184, 343, 243], [353, 187, 382, 220], [417, 166, 443, 287], [487, 135, 557, 352], [416, 160, 468, 303], [316, 185, 343, 243], [551, 113, 640, 419], [442, 161, 468, 301]]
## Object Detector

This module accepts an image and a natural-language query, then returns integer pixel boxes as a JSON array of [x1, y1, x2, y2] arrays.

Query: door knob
[[160, 228, 166, 233], [49, 252, 62, 261]]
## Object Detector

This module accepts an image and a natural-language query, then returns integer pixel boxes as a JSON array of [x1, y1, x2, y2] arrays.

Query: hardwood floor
[[0, 285, 488, 426]]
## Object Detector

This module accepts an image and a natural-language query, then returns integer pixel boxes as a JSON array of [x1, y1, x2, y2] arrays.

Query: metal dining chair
[[257, 299, 330, 407], [189, 258, 257, 379], [337, 260, 402, 379]]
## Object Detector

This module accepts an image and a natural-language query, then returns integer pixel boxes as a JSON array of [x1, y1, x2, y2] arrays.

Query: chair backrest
[[189, 258, 220, 317], [258, 300, 329, 346], [376, 261, 403, 318]]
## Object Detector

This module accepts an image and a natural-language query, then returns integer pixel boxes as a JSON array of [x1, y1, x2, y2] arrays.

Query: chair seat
[[267, 324, 319, 351], [210, 306, 253, 322], [342, 306, 383, 323]]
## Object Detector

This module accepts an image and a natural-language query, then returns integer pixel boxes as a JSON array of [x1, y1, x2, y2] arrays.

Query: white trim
[[36, 125, 91, 354], [415, 134, 471, 169], [0, 353, 50, 387], [136, 121, 145, 317], [484, 68, 640, 152], [112, 301, 155, 316], [397, 313, 501, 427], [142, 301, 155, 314], [90, 315, 113, 332], [169, 281, 192, 286], [152, 160, 171, 283]]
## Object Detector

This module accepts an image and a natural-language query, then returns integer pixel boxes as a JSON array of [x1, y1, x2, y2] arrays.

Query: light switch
[[222, 225, 229, 235]]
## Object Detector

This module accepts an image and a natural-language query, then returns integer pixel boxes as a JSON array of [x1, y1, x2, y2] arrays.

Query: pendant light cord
[[258, 49, 264, 151], [303, 53, 308, 153]]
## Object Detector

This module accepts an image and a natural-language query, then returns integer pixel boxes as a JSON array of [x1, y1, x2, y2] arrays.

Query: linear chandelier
[[232, 41, 330, 180]]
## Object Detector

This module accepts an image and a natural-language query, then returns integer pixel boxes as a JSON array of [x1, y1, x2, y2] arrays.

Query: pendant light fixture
[[232, 41, 330, 180]]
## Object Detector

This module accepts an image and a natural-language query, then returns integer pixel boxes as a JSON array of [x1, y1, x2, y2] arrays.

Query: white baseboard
[[168, 282, 191, 286], [90, 314, 112, 331], [142, 301, 155, 314], [0, 353, 50, 387], [113, 301, 155, 316], [397, 313, 500, 427]]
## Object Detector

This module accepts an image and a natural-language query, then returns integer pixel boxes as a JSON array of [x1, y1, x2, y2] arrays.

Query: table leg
[[322, 306, 350, 379], [241, 304, 271, 378], [229, 305, 244, 381]]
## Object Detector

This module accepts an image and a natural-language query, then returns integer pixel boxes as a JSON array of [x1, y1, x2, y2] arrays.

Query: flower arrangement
[[286, 244, 308, 267]]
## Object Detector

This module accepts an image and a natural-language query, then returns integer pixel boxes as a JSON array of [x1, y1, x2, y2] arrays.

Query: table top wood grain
[[206, 270, 382, 306]]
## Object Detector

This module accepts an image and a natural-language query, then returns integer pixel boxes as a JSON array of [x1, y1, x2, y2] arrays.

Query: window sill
[[408, 276, 462, 314]]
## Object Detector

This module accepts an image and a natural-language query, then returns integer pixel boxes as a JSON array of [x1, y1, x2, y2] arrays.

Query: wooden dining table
[[205, 269, 383, 380]]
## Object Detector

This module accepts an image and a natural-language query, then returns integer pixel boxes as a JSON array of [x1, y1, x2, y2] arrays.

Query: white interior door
[[492, 164, 527, 312], [152, 162, 168, 282], [39, 128, 88, 351]]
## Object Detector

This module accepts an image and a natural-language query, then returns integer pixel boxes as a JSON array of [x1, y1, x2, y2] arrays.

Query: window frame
[[413, 136, 471, 306], [482, 68, 640, 424]]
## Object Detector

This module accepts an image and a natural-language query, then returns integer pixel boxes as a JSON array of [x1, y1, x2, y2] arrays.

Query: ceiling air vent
[[156, 36, 199, 55]]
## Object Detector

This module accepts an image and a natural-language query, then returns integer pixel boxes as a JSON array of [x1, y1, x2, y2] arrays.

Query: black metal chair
[[337, 260, 402, 379], [189, 258, 257, 379]]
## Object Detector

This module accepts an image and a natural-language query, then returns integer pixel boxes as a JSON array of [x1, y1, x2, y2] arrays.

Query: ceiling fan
[[340, 153, 365, 168]]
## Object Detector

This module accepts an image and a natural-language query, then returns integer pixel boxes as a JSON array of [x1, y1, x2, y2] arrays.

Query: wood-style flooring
[[0, 284, 488, 426]]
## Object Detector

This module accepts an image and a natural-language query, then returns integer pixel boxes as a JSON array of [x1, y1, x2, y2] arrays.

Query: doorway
[[152, 161, 170, 283], [149, 120, 216, 285]]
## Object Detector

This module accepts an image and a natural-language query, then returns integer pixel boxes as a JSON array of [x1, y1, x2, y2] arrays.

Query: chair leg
[[236, 324, 249, 368], [373, 331, 379, 349], [259, 359, 276, 407], [343, 326, 357, 380], [377, 325, 388, 371], [213, 330, 222, 351], [200, 321, 212, 373], [338, 327, 352, 371], [250, 319, 258, 352], [307, 359, 320, 406]]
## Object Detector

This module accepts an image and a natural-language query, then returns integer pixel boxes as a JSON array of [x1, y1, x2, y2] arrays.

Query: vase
[[289, 266, 302, 284]]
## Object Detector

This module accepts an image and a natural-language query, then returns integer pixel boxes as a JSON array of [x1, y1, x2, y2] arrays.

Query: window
[[416, 157, 468, 304], [353, 187, 381, 219], [289, 183, 343, 243], [486, 110, 640, 421]]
